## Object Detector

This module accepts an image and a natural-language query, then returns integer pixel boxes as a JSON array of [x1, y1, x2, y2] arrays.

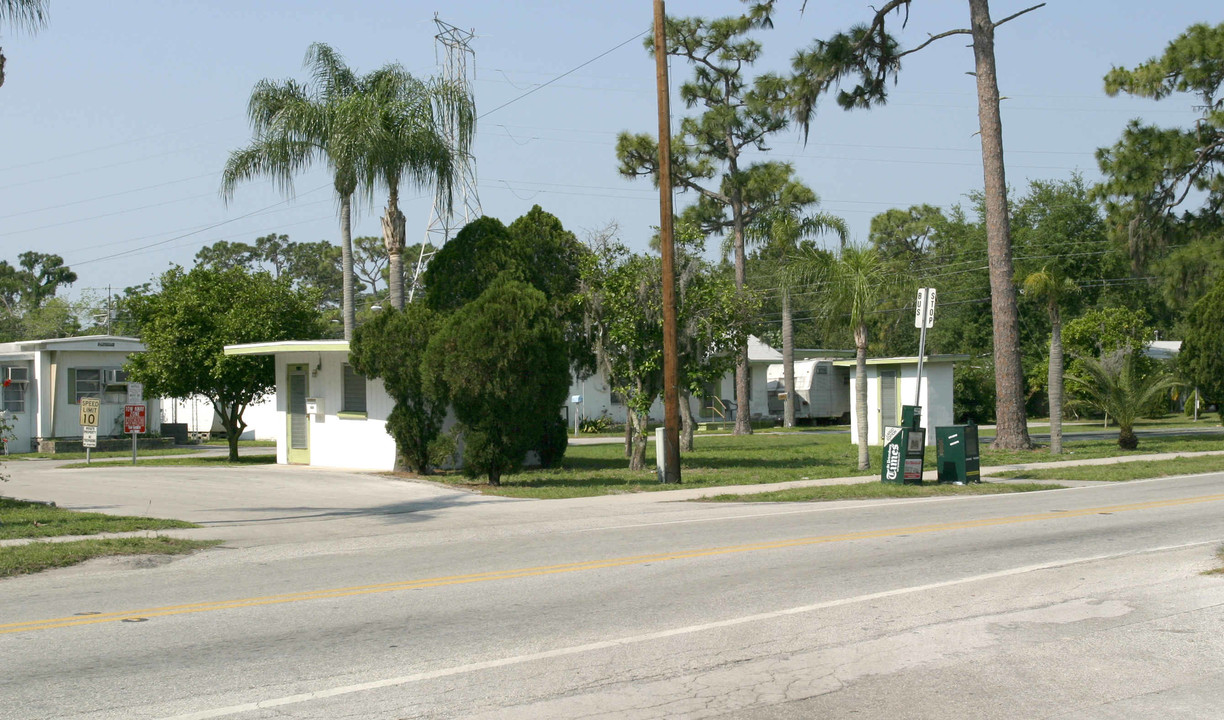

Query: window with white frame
[[342, 364, 367, 414], [2, 365, 28, 413]]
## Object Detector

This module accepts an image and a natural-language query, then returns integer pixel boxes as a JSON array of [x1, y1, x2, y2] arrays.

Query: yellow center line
[[5, 492, 1223, 635]]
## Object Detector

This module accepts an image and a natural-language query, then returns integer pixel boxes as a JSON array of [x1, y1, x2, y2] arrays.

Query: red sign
[[124, 404, 146, 434]]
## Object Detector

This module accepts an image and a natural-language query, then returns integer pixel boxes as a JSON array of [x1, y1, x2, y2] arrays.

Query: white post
[[655, 427, 666, 482]]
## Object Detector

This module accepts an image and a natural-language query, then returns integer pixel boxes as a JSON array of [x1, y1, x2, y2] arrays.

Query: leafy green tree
[[775, 0, 1044, 450], [1062, 306, 1163, 419], [617, 7, 790, 436], [1096, 22, 1224, 274], [0, 0, 48, 89], [1022, 267, 1077, 454], [194, 241, 257, 272], [424, 209, 590, 371], [789, 244, 896, 470], [361, 64, 474, 310], [1067, 350, 1179, 450], [222, 43, 364, 340], [16, 252, 76, 309], [353, 235, 390, 299], [745, 175, 846, 427], [581, 243, 664, 470], [126, 266, 323, 461], [424, 276, 569, 485], [1179, 278, 1224, 415], [349, 305, 448, 473], [423, 217, 521, 313]]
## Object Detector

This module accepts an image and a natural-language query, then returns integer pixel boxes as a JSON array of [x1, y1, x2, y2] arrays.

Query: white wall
[[160, 395, 278, 440], [847, 362, 958, 446], [272, 351, 399, 470]]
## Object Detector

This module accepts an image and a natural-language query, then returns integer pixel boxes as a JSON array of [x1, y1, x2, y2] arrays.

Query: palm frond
[[0, 0, 48, 32]]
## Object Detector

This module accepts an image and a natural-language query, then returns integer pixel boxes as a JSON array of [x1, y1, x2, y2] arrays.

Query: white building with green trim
[[0, 335, 160, 453]]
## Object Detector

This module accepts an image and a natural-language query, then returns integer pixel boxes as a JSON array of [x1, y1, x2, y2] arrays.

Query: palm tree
[[221, 43, 363, 340], [747, 182, 847, 427], [1067, 349, 1179, 450], [360, 65, 474, 310], [0, 0, 48, 88], [790, 244, 892, 470], [1022, 266, 1077, 454]]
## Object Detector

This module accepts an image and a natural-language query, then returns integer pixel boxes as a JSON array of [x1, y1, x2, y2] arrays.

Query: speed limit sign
[[79, 397, 100, 428]]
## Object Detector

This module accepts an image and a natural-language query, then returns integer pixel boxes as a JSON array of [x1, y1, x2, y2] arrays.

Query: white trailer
[[766, 359, 851, 423]]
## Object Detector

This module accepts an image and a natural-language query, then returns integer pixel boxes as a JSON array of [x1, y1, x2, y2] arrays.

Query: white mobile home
[[0, 335, 160, 453], [765, 358, 852, 422], [570, 336, 851, 426]]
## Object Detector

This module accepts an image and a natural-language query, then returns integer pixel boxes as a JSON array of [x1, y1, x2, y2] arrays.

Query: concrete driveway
[[1, 459, 511, 547]]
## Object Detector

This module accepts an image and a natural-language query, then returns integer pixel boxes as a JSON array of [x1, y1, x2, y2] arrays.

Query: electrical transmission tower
[[408, 15, 481, 303]]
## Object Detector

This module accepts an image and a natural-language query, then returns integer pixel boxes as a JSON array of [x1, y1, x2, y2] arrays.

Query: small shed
[[832, 355, 968, 446], [223, 340, 402, 469], [0, 335, 160, 452]]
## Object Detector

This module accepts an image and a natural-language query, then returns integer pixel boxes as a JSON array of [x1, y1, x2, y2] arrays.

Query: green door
[[287, 364, 310, 464]]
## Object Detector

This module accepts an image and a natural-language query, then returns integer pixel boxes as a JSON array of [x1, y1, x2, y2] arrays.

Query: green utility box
[[881, 425, 927, 484], [935, 425, 981, 484]]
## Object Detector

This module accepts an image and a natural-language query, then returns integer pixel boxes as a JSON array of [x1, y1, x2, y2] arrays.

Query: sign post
[[913, 287, 936, 407], [79, 397, 100, 464]]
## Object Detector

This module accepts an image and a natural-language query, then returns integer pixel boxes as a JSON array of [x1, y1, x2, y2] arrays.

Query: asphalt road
[[3, 461, 1224, 719]]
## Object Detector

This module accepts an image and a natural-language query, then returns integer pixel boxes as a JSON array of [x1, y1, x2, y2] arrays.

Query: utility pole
[[409, 16, 482, 303], [654, 0, 681, 484]]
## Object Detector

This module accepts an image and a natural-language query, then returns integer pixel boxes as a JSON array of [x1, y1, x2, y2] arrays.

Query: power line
[[70, 185, 330, 267], [477, 31, 649, 120]]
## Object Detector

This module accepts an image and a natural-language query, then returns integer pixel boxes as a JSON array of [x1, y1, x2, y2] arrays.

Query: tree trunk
[[970, 0, 1032, 451], [854, 325, 870, 470], [382, 183, 407, 310], [629, 410, 648, 470], [488, 469, 501, 486], [214, 401, 245, 463], [624, 407, 633, 458], [1048, 302, 1063, 454], [340, 194, 355, 341], [1118, 425, 1138, 450], [731, 183, 752, 436], [782, 289, 795, 427], [679, 389, 695, 452]]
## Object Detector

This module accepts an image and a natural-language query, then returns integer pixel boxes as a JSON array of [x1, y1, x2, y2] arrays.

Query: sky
[[0, 1, 1218, 307]]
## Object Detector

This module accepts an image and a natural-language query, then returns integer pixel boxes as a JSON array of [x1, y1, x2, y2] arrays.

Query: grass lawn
[[201, 439, 278, 448], [990, 454, 1224, 483], [10, 448, 207, 461], [701, 481, 1063, 502], [0, 537, 221, 578], [425, 431, 1220, 500], [60, 454, 276, 469], [0, 497, 199, 540]]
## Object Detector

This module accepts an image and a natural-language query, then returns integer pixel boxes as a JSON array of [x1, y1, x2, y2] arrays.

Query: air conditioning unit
[[103, 369, 129, 384], [5, 366, 28, 383]]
